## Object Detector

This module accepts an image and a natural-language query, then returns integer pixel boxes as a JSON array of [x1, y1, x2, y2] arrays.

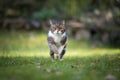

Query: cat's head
[[49, 20, 65, 35]]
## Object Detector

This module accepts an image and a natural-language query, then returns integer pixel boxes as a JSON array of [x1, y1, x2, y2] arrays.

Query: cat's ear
[[49, 19, 54, 27], [61, 20, 65, 27]]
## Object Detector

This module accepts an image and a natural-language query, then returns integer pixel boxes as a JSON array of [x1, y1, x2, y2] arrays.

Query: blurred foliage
[[0, 0, 120, 46], [32, 8, 59, 20], [0, 0, 119, 19]]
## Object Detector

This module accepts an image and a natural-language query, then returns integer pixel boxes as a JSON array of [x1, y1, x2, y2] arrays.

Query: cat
[[47, 20, 67, 61]]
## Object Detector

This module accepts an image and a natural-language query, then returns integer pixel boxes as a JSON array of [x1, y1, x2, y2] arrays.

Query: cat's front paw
[[51, 58, 55, 62], [59, 58, 64, 61], [51, 60, 55, 62]]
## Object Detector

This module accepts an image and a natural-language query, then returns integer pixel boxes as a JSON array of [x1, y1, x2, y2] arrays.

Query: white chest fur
[[48, 31, 66, 44]]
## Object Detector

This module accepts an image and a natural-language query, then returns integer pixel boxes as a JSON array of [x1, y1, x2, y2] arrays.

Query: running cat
[[47, 20, 67, 61]]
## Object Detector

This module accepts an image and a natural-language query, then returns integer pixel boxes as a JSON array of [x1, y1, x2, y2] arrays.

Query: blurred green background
[[0, 0, 120, 80], [0, 0, 120, 46]]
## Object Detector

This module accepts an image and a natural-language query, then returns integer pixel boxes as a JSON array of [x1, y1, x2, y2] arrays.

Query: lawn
[[0, 30, 120, 80]]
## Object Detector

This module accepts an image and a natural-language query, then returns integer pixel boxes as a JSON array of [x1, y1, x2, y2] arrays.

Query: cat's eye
[[61, 29, 64, 32]]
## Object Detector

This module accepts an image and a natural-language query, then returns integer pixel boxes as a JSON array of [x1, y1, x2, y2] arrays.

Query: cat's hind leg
[[50, 51, 54, 61]]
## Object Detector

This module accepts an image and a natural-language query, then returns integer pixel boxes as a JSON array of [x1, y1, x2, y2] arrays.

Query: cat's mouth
[[57, 31, 62, 34], [56, 32, 62, 35]]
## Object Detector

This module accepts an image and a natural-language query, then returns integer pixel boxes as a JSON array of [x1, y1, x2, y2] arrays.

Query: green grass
[[0, 30, 120, 80]]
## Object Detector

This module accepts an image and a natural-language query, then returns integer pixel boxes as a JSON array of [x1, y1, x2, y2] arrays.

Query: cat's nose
[[58, 31, 62, 34], [57, 31, 59, 33]]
